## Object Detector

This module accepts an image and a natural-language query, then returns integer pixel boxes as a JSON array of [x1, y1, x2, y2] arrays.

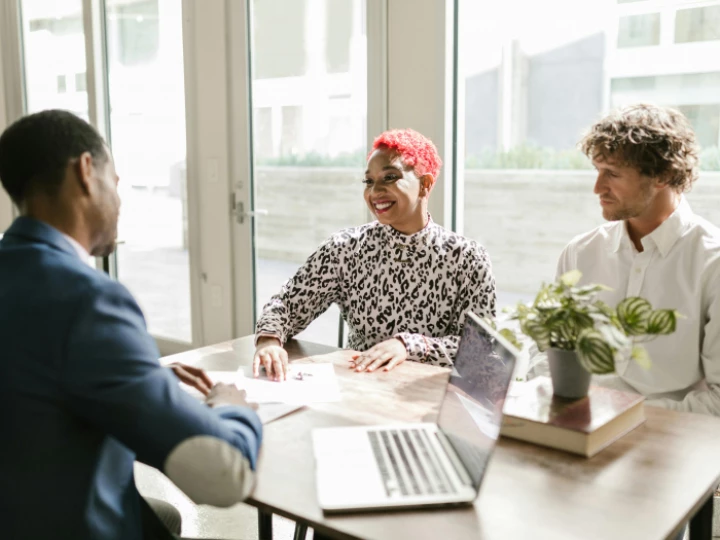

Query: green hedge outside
[[255, 144, 720, 171]]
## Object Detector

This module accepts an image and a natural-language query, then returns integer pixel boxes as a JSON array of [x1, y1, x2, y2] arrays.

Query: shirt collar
[[609, 197, 694, 257], [60, 232, 91, 261], [380, 214, 436, 246]]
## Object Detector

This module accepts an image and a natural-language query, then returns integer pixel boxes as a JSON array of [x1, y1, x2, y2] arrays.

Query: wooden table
[[164, 337, 720, 540]]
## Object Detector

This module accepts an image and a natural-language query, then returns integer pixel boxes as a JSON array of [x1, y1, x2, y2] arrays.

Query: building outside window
[[458, 0, 720, 309]]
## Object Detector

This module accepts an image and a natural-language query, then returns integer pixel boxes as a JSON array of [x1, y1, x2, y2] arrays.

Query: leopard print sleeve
[[255, 236, 342, 344], [394, 243, 496, 366]]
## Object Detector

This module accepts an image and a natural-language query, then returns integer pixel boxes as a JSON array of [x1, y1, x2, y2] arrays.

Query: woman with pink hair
[[253, 128, 496, 379]]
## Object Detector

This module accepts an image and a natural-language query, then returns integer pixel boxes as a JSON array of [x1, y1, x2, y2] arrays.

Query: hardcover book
[[500, 377, 645, 457]]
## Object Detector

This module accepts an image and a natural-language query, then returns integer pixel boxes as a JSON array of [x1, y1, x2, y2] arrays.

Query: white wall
[[387, 0, 454, 227], [183, 0, 235, 344]]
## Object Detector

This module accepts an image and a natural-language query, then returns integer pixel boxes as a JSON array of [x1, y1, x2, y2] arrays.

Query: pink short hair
[[371, 128, 442, 179]]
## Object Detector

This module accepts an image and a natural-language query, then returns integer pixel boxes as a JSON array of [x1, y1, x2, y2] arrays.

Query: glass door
[[245, 0, 369, 346], [18, 0, 198, 350], [20, 0, 88, 118], [104, 0, 194, 345]]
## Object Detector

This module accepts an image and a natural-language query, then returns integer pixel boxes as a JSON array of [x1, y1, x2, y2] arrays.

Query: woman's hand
[[350, 338, 408, 372], [253, 336, 289, 381], [168, 363, 214, 396]]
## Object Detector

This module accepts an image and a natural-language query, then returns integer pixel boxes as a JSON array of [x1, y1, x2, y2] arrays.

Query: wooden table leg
[[258, 510, 273, 540], [689, 494, 714, 540]]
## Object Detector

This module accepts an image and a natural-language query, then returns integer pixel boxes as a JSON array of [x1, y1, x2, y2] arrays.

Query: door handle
[[231, 194, 268, 224]]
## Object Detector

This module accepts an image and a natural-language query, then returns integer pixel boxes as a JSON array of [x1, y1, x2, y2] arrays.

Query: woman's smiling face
[[363, 147, 431, 235]]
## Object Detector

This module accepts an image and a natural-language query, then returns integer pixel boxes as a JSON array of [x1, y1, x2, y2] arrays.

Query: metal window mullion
[[451, 0, 463, 235], [226, 0, 256, 338], [0, 0, 25, 123], [82, 0, 113, 275], [366, 0, 388, 224], [0, 0, 24, 222], [82, 0, 110, 142], [182, 0, 205, 347]]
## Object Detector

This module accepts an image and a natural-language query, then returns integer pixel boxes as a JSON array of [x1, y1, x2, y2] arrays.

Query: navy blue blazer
[[0, 217, 262, 540]]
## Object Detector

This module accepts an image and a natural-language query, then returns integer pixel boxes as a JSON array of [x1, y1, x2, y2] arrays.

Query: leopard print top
[[255, 216, 496, 367]]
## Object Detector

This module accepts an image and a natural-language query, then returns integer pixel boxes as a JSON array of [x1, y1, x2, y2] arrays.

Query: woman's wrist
[[256, 335, 282, 348]]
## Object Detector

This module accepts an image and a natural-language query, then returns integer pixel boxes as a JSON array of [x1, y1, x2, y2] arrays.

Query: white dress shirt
[[60, 232, 91, 261], [557, 198, 720, 416]]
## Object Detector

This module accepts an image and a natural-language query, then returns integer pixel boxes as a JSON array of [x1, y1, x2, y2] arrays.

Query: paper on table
[[237, 363, 341, 404], [178, 370, 303, 424]]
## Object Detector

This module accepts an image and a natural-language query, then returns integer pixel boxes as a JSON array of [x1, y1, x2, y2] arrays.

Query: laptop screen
[[436, 313, 517, 491]]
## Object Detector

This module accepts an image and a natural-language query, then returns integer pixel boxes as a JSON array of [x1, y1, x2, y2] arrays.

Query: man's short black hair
[[0, 109, 107, 206]]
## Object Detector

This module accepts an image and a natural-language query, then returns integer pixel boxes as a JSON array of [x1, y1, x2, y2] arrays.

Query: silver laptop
[[312, 312, 518, 512]]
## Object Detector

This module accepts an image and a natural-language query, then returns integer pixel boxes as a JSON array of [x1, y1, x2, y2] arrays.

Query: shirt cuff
[[394, 332, 426, 362]]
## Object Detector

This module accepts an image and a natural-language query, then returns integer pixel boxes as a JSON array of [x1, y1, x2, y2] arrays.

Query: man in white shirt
[[556, 103, 720, 416]]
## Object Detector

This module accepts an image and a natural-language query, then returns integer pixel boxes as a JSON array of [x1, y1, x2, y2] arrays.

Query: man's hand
[[253, 336, 289, 381], [169, 362, 213, 396], [350, 338, 408, 373], [205, 383, 257, 409]]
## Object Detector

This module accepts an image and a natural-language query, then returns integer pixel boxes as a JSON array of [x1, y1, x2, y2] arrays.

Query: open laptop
[[311, 312, 519, 512]]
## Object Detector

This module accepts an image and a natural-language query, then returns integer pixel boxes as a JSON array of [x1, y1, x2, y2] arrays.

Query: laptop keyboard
[[367, 429, 457, 498]]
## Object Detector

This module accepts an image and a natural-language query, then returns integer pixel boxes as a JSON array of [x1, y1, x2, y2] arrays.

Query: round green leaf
[[646, 309, 677, 335], [616, 297, 652, 336], [576, 328, 615, 374], [522, 319, 551, 351], [499, 328, 523, 351]]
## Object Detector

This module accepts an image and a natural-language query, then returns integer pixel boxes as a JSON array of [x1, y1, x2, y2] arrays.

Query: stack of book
[[501, 377, 645, 457]]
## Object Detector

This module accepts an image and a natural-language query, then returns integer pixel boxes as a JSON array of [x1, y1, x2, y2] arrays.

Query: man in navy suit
[[0, 110, 262, 539]]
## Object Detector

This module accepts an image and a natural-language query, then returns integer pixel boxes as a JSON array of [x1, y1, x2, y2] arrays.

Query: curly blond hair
[[580, 104, 699, 192]]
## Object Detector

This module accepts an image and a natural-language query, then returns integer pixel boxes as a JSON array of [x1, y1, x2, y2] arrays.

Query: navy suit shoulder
[[0, 217, 261, 540]]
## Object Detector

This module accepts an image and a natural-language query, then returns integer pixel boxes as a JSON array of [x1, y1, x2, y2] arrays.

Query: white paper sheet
[[237, 363, 341, 404], [178, 370, 304, 424]]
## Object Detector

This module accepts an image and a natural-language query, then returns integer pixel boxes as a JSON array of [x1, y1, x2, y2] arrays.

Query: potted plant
[[502, 270, 679, 399]]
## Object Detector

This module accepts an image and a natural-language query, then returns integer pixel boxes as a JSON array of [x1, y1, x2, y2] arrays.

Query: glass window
[[617, 13, 661, 48], [610, 73, 720, 149], [250, 0, 367, 346], [113, 0, 160, 65], [106, 0, 192, 342], [675, 5, 720, 43], [74, 72, 86, 92], [326, 0, 353, 73], [20, 0, 88, 118], [458, 0, 720, 310], [253, 0, 307, 79], [677, 104, 720, 150]]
